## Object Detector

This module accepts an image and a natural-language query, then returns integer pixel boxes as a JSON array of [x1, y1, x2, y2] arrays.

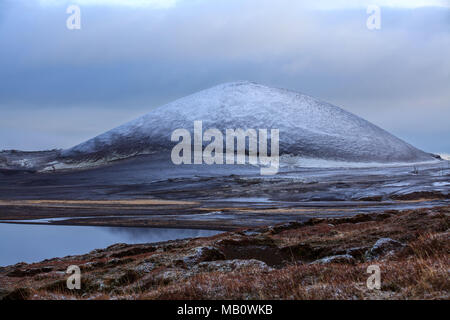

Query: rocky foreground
[[0, 206, 448, 300]]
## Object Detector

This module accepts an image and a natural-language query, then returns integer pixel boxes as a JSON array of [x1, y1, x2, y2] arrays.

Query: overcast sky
[[0, 0, 449, 154]]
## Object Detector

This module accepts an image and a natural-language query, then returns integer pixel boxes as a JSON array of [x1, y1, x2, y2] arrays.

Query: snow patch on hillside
[[279, 155, 440, 169]]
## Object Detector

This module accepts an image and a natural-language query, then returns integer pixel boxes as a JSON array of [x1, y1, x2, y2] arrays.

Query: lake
[[0, 223, 221, 266]]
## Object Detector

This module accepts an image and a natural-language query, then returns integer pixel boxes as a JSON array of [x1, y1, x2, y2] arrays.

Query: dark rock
[[7, 266, 53, 278], [358, 196, 383, 202], [271, 221, 304, 234], [345, 246, 370, 260], [1, 288, 31, 300], [110, 246, 156, 258], [391, 191, 448, 201], [374, 213, 393, 221], [217, 238, 287, 267], [280, 243, 329, 262]]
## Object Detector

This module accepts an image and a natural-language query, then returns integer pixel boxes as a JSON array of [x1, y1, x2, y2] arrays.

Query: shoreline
[[1, 205, 448, 300], [0, 220, 234, 232]]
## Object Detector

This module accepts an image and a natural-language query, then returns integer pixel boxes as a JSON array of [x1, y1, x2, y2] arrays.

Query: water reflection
[[105, 227, 220, 242], [0, 223, 221, 266]]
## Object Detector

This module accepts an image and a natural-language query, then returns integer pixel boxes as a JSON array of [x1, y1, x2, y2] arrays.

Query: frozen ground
[[0, 154, 448, 229]]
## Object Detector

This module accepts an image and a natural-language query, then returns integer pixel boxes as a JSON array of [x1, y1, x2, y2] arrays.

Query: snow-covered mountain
[[61, 81, 434, 164]]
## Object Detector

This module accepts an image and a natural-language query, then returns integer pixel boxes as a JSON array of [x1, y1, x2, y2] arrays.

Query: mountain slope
[[61, 81, 434, 164]]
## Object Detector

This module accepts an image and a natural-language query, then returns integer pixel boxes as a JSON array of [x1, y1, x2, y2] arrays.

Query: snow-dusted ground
[[0, 155, 447, 231], [1, 153, 448, 201], [279, 154, 440, 169]]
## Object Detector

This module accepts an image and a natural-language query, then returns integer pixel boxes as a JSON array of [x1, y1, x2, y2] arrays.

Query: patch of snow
[[193, 259, 272, 273], [311, 254, 355, 265], [280, 155, 439, 169], [10, 159, 35, 169], [437, 153, 450, 160], [383, 182, 412, 187], [433, 181, 450, 187]]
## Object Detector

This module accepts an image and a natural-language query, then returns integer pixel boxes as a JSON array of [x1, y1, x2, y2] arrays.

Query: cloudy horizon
[[0, 0, 449, 154]]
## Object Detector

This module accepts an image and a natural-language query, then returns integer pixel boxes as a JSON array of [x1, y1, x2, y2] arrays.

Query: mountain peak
[[60, 82, 434, 165]]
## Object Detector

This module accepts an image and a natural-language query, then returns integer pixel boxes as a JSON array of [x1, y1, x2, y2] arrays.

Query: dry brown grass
[[1, 206, 448, 300], [138, 232, 449, 300]]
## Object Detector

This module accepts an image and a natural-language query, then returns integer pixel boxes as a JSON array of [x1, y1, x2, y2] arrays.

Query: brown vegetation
[[0, 206, 448, 300]]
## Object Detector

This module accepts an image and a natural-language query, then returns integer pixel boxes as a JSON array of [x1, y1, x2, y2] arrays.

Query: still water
[[0, 223, 221, 266]]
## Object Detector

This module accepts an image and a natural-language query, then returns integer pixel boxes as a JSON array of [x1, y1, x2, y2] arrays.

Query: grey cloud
[[0, 0, 449, 152]]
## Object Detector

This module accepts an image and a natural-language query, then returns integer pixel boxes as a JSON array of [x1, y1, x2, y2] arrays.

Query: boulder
[[365, 238, 406, 261], [179, 246, 225, 268]]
